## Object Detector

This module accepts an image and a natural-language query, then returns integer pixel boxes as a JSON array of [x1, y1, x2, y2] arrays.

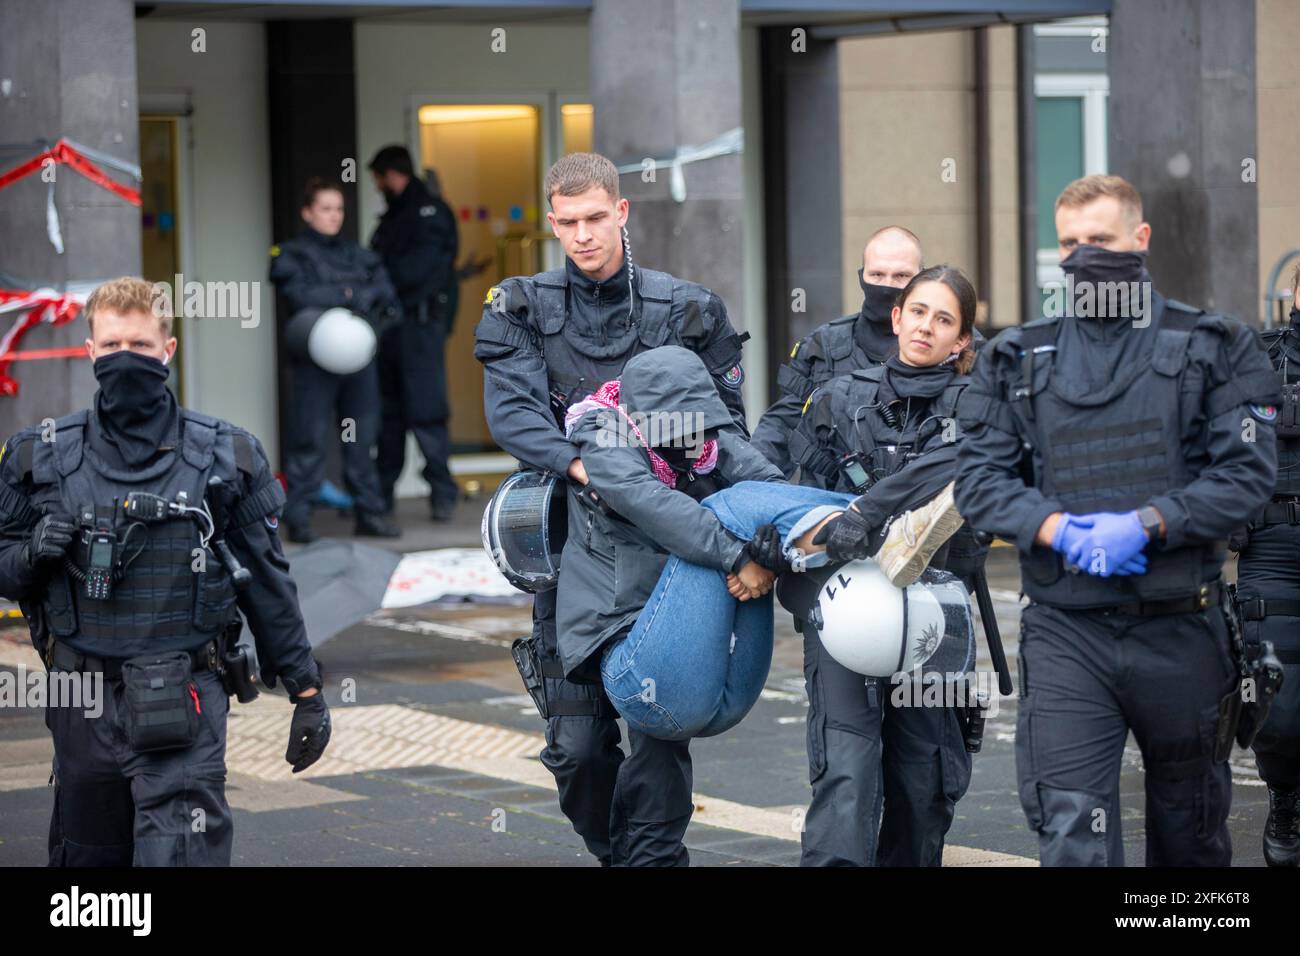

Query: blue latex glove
[[1050, 514, 1094, 560], [1111, 553, 1149, 576], [1070, 511, 1149, 577]]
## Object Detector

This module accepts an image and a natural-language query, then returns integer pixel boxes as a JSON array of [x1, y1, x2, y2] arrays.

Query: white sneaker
[[873, 481, 965, 587]]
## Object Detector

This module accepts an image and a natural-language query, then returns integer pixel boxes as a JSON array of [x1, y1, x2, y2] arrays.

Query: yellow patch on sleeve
[[790, 342, 800, 360], [801, 395, 813, 416], [269, 244, 281, 258], [485, 286, 500, 305], [0, 441, 6, 467]]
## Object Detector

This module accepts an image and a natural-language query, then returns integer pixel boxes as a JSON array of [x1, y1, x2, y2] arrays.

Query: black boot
[[1264, 786, 1300, 867], [355, 511, 401, 538]]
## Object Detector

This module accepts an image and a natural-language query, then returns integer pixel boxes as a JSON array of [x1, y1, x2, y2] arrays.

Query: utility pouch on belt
[[121, 652, 200, 753], [1278, 383, 1300, 439], [511, 636, 549, 719], [218, 615, 260, 705]]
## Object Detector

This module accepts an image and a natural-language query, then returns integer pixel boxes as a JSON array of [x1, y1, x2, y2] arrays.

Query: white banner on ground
[[381, 548, 526, 609]]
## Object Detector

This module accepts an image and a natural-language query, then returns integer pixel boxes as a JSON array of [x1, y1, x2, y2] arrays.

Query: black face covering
[[93, 350, 177, 467], [1290, 305, 1300, 327], [1060, 244, 1151, 320], [858, 270, 900, 324], [854, 269, 903, 363], [883, 354, 955, 400]]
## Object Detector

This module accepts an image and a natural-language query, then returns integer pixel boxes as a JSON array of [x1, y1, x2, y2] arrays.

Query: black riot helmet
[[481, 469, 568, 593]]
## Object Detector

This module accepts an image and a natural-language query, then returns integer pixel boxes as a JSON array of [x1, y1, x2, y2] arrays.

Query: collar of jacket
[[565, 255, 631, 311], [385, 177, 431, 215], [301, 225, 343, 248]]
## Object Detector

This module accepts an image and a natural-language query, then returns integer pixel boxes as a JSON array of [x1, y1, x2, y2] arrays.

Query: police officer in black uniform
[[784, 265, 981, 866], [368, 146, 461, 520], [954, 175, 1279, 866], [752, 226, 925, 475], [474, 152, 749, 866], [270, 177, 401, 543], [1236, 261, 1300, 866], [0, 278, 331, 866]]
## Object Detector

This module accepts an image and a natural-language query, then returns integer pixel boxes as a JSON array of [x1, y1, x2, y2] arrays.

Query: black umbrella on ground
[[279, 539, 403, 648]]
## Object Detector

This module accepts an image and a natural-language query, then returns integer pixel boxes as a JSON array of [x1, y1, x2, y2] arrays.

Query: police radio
[[81, 529, 117, 600], [64, 504, 133, 602], [837, 453, 873, 495]]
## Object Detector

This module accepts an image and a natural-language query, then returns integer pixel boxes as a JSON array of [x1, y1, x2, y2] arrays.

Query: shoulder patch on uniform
[[269, 244, 280, 257], [485, 286, 500, 305], [0, 441, 6, 467], [789, 342, 800, 360], [1249, 403, 1279, 423], [265, 514, 279, 530], [419, 205, 437, 217], [721, 364, 744, 388]]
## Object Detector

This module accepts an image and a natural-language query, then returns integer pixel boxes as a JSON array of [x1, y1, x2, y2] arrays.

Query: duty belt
[[1239, 598, 1300, 621], [45, 639, 219, 680], [1259, 498, 1300, 526], [1090, 581, 1222, 618]]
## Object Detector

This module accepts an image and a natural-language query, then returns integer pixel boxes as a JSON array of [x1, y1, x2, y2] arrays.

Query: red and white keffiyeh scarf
[[564, 379, 718, 488]]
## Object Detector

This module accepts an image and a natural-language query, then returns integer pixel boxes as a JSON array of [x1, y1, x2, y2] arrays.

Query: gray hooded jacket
[[555, 346, 783, 680]]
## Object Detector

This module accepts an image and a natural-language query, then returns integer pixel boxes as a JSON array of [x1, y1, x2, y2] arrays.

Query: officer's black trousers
[[1016, 602, 1236, 866], [800, 627, 971, 866], [376, 319, 459, 511], [532, 589, 693, 866], [46, 667, 233, 866], [283, 358, 387, 527], [1237, 522, 1300, 788]]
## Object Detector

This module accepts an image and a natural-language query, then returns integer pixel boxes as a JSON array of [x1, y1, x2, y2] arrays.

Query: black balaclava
[[1060, 244, 1150, 319], [854, 269, 903, 362], [92, 350, 177, 467], [1054, 244, 1154, 401]]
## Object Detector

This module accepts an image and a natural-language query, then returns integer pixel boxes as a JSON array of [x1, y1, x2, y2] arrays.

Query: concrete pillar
[[760, 27, 841, 391], [0, 0, 140, 438], [589, 0, 747, 341], [1108, 0, 1258, 322]]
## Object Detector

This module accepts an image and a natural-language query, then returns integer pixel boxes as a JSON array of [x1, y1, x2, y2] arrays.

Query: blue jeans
[[601, 481, 856, 741]]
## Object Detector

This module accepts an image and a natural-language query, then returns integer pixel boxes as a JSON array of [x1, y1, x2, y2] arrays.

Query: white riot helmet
[[481, 469, 568, 593], [285, 307, 377, 375], [796, 560, 975, 678]]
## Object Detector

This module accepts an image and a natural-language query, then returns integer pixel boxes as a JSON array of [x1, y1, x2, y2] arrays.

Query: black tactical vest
[[28, 409, 240, 659], [789, 364, 967, 491], [777, 314, 883, 404], [1011, 301, 1223, 607], [790, 364, 981, 578], [1261, 326, 1300, 499], [530, 266, 744, 421]]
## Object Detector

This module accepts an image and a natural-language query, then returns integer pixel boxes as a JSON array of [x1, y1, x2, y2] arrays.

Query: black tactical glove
[[286, 693, 331, 773], [812, 507, 874, 563], [746, 523, 789, 574], [26, 514, 76, 569]]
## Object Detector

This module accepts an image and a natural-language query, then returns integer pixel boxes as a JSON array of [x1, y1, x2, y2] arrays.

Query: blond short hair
[[83, 277, 173, 337], [544, 152, 620, 207], [1055, 174, 1144, 226]]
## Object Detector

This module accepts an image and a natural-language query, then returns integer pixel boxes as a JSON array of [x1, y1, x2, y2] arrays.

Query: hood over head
[[618, 345, 734, 449]]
